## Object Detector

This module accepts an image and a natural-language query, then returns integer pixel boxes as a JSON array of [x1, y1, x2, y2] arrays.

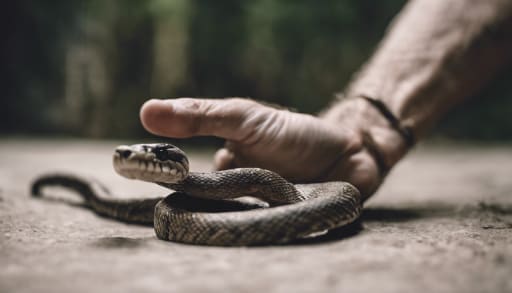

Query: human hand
[[140, 97, 408, 199]]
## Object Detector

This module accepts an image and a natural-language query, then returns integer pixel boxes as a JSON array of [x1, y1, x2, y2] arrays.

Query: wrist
[[358, 95, 415, 148], [321, 95, 411, 174]]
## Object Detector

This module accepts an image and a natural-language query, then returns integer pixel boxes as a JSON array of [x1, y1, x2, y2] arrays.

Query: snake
[[31, 143, 362, 246]]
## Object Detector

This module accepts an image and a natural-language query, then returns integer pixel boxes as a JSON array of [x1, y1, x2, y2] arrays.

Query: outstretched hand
[[140, 98, 388, 198]]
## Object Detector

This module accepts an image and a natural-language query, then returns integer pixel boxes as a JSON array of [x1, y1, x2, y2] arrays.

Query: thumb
[[140, 98, 266, 141]]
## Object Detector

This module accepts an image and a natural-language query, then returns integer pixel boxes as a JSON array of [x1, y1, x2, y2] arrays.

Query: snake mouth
[[113, 143, 189, 183]]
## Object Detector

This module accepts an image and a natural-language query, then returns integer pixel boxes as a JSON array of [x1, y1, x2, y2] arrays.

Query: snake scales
[[31, 143, 362, 246]]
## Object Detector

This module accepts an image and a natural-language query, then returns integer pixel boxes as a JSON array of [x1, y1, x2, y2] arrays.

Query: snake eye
[[151, 145, 187, 163], [153, 148, 168, 161]]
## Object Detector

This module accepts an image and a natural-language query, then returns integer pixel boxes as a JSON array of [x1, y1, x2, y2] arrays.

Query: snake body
[[31, 143, 362, 246]]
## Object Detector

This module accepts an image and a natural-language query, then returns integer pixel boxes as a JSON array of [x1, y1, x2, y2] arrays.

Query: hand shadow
[[287, 201, 512, 246], [286, 203, 453, 246]]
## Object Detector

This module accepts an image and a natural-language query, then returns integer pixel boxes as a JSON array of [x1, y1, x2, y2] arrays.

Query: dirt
[[0, 139, 511, 293]]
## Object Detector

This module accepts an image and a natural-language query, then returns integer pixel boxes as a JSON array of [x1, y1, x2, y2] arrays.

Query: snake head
[[113, 143, 189, 183]]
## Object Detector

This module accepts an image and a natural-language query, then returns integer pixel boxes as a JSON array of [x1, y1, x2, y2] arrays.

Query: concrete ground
[[0, 139, 511, 293]]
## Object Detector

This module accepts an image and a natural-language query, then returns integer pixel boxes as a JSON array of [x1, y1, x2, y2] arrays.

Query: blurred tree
[[62, 1, 117, 137], [1, 0, 79, 134], [1, 0, 511, 141], [186, 0, 250, 97], [240, 0, 407, 112], [149, 0, 190, 98]]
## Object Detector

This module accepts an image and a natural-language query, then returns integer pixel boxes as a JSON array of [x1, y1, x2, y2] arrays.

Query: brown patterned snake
[[31, 143, 362, 246]]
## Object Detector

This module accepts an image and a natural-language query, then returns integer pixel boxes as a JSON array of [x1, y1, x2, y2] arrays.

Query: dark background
[[2, 0, 511, 141]]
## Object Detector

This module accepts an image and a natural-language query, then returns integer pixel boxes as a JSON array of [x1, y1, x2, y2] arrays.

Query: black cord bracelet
[[357, 95, 416, 147]]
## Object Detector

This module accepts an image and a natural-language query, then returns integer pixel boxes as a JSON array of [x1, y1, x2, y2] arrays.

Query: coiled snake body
[[31, 143, 362, 246]]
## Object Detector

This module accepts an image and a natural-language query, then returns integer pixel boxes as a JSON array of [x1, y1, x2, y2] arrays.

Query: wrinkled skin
[[140, 98, 401, 199]]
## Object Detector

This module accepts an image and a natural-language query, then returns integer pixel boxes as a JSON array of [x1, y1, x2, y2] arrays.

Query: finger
[[325, 150, 380, 200], [140, 98, 267, 141], [213, 148, 236, 170]]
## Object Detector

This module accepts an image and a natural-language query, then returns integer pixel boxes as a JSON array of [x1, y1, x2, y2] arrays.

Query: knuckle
[[177, 98, 203, 111]]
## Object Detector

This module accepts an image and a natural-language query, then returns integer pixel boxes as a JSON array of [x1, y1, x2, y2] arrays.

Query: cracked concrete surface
[[0, 139, 511, 293]]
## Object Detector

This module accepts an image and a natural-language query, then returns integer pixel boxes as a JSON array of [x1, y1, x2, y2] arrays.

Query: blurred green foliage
[[1, 0, 511, 140]]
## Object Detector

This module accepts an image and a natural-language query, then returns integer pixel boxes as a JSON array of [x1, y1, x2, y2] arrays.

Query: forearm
[[322, 0, 512, 169]]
